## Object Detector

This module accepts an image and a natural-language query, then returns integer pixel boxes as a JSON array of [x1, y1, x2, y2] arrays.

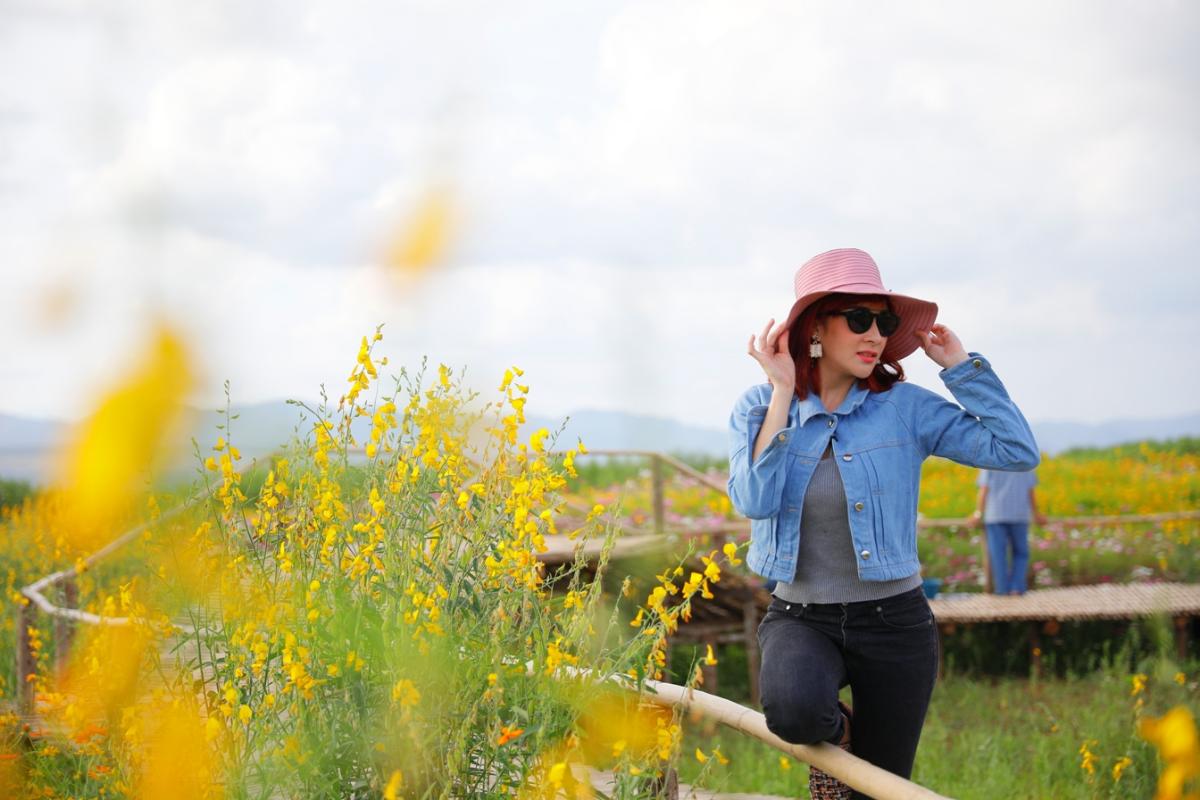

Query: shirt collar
[[792, 381, 871, 427]]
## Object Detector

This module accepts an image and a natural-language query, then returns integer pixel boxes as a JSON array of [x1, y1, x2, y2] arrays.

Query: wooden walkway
[[929, 582, 1200, 624], [929, 582, 1200, 677]]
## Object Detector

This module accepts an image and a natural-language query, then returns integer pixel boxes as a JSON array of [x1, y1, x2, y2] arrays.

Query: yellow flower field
[[0, 331, 741, 799]]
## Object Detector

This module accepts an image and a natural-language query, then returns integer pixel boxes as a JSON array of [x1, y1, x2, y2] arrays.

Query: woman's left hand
[[915, 324, 969, 370]]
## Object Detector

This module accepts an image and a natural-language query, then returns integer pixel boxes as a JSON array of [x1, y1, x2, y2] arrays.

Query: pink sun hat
[[780, 248, 938, 363]]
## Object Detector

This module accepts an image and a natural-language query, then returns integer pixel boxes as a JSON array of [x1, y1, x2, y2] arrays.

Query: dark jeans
[[986, 522, 1030, 594], [757, 586, 939, 798]]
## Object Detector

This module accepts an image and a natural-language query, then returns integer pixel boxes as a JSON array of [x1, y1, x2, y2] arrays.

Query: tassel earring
[[809, 334, 823, 359]]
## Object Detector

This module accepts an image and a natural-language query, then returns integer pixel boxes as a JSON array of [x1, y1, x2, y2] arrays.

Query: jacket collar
[[792, 381, 871, 427]]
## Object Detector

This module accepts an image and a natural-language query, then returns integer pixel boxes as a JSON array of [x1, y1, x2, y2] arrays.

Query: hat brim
[[781, 290, 938, 363]]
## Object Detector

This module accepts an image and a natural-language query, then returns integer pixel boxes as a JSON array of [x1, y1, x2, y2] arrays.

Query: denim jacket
[[727, 354, 1039, 583]]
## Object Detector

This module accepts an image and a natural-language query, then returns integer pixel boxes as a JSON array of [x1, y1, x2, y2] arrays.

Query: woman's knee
[[761, 693, 840, 745]]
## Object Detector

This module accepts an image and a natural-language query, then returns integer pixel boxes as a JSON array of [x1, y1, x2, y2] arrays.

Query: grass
[[674, 664, 1193, 798], [0, 477, 34, 511]]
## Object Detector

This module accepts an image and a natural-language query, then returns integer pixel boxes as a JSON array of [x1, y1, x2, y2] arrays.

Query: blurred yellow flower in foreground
[[575, 691, 665, 765], [383, 769, 403, 799], [1139, 706, 1200, 800], [57, 323, 194, 551], [384, 186, 454, 277], [139, 700, 220, 800]]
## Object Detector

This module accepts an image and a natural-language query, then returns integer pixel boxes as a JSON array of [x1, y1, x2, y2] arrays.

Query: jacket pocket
[[859, 449, 887, 558]]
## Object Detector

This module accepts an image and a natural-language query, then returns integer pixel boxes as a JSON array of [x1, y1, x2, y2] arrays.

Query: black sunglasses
[[826, 307, 901, 337]]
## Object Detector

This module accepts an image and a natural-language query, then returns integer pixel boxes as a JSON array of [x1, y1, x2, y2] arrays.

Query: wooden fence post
[[648, 767, 678, 800], [54, 578, 78, 680], [16, 600, 36, 715], [1175, 616, 1191, 662], [651, 455, 664, 535], [1028, 622, 1042, 679]]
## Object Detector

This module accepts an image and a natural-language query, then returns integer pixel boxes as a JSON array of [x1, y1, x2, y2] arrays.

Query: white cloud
[[0, 0, 1197, 432]]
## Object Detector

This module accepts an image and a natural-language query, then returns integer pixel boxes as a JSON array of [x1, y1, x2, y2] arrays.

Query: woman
[[727, 248, 1038, 799]]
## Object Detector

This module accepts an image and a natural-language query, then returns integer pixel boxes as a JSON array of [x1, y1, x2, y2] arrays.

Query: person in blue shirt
[[729, 248, 1038, 799], [972, 469, 1046, 595]]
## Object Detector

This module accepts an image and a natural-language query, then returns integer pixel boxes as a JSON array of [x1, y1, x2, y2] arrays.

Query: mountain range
[[2, 403, 1198, 484]]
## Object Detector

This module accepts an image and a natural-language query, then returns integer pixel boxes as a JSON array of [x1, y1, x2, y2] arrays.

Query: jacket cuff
[[939, 352, 991, 388], [750, 423, 797, 468]]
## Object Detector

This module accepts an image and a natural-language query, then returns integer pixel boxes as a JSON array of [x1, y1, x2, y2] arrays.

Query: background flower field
[[0, 334, 1196, 799]]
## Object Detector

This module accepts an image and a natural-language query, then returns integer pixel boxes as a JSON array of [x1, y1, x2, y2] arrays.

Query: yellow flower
[[383, 769, 403, 800], [238, 705, 252, 724], [1132, 673, 1148, 696], [383, 185, 453, 276], [58, 324, 194, 551], [140, 701, 217, 800], [392, 679, 421, 708], [695, 748, 708, 764], [1140, 706, 1200, 760], [544, 638, 579, 675], [1176, 672, 1187, 686], [1138, 705, 1200, 800], [703, 644, 718, 666], [779, 756, 791, 771], [1112, 756, 1133, 783], [1078, 739, 1099, 776], [722, 541, 743, 565]]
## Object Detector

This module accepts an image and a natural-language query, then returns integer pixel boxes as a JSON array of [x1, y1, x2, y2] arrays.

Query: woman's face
[[815, 298, 890, 382]]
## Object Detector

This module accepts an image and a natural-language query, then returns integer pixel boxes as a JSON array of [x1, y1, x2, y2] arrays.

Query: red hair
[[786, 293, 905, 400]]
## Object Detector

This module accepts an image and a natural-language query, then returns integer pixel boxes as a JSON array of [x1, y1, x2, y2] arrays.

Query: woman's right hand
[[747, 318, 796, 389]]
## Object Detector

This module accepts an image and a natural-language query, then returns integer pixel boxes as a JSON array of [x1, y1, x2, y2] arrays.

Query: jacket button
[[854, 502, 864, 511], [972, 358, 983, 368], [777, 433, 787, 442], [860, 549, 871, 559], [842, 454, 853, 462], [827, 419, 835, 428]]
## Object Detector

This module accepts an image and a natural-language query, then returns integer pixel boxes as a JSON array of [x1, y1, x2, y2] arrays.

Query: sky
[[1, 0, 1197, 432]]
